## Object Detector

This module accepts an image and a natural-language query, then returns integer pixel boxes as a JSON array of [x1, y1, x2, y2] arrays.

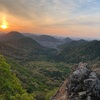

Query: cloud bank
[[0, 0, 100, 38]]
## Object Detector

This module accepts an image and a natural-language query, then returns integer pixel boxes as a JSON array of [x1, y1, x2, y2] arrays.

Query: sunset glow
[[0, 0, 100, 38], [1, 16, 8, 29], [1, 24, 7, 29]]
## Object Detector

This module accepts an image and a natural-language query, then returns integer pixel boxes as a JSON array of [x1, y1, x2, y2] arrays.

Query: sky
[[0, 0, 100, 38]]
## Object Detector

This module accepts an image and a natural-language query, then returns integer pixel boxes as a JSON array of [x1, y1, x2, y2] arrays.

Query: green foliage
[[45, 88, 58, 100], [57, 41, 100, 63], [0, 55, 35, 100], [0, 37, 56, 62], [6, 58, 72, 99], [0, 33, 74, 99], [1, 32, 100, 100]]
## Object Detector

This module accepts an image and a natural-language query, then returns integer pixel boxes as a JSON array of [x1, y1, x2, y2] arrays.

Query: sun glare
[[1, 16, 8, 29], [1, 24, 7, 29]]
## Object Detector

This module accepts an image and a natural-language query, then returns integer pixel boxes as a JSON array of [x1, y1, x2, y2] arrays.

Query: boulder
[[67, 63, 100, 100]]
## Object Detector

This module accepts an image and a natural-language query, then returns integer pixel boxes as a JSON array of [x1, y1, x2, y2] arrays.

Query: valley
[[0, 31, 100, 100], [0, 0, 100, 100]]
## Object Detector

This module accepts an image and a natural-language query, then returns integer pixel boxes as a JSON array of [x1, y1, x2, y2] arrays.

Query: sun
[[1, 24, 8, 29], [1, 16, 8, 29]]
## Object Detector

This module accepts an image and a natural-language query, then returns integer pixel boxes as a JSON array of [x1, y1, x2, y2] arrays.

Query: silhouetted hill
[[7, 37, 42, 49], [24, 34, 59, 42], [0, 36, 56, 62], [0, 32, 56, 62], [57, 40, 100, 63], [36, 35, 59, 42], [63, 37, 73, 43], [24, 33, 63, 48], [59, 39, 88, 49], [0, 31, 25, 41]]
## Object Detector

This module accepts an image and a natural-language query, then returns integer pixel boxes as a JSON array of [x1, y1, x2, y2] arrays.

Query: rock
[[67, 63, 100, 100], [79, 91, 86, 97], [86, 96, 92, 100]]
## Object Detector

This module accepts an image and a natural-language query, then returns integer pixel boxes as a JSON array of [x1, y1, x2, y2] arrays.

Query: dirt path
[[51, 79, 68, 100]]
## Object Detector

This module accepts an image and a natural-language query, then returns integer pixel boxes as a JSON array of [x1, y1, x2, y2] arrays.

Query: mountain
[[0, 31, 25, 41], [59, 39, 88, 49], [35, 35, 60, 42], [63, 37, 73, 43], [24, 33, 63, 48], [0, 31, 73, 99], [24, 33, 39, 40], [56, 40, 100, 63], [24, 34, 59, 42], [0, 38, 56, 62], [0, 32, 56, 62], [1, 31, 100, 100]]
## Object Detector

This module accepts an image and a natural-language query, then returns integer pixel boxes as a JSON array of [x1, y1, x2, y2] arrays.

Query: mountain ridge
[[0, 31, 25, 41], [57, 40, 100, 63]]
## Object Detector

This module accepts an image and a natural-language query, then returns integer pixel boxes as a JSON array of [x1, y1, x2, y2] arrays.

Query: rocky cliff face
[[52, 63, 100, 100], [67, 63, 100, 100]]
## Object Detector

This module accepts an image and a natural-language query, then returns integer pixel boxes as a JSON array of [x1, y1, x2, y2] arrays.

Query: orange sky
[[0, 0, 100, 38]]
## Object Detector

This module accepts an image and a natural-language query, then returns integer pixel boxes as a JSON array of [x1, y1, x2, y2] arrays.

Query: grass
[[45, 88, 58, 100]]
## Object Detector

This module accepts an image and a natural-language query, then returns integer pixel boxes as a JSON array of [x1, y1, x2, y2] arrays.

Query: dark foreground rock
[[67, 63, 100, 100]]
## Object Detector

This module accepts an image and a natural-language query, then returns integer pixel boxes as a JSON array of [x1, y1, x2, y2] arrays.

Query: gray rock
[[67, 63, 100, 100], [79, 91, 86, 97]]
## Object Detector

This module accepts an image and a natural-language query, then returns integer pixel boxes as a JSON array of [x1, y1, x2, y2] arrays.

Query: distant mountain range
[[24, 33, 64, 48], [0, 32, 92, 49], [0, 31, 100, 63], [23, 33, 91, 49], [0, 31, 72, 99], [24, 33, 60, 42], [56, 40, 100, 63], [1, 31, 100, 99], [0, 31, 56, 62], [63, 37, 73, 43], [58, 39, 88, 49], [0, 31, 25, 41]]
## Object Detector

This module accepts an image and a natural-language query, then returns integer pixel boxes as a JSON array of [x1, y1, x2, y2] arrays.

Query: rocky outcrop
[[67, 63, 100, 100]]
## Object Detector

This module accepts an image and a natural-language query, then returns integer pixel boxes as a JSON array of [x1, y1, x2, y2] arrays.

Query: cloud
[[41, 14, 100, 29], [0, 0, 78, 21], [0, 0, 100, 28], [0, 0, 33, 19]]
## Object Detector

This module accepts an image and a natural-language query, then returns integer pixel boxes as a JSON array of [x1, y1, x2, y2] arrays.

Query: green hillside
[[6, 58, 72, 99], [0, 37, 56, 62], [0, 55, 35, 100], [57, 40, 100, 63], [0, 32, 73, 99], [1, 32, 100, 100], [58, 39, 88, 49]]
